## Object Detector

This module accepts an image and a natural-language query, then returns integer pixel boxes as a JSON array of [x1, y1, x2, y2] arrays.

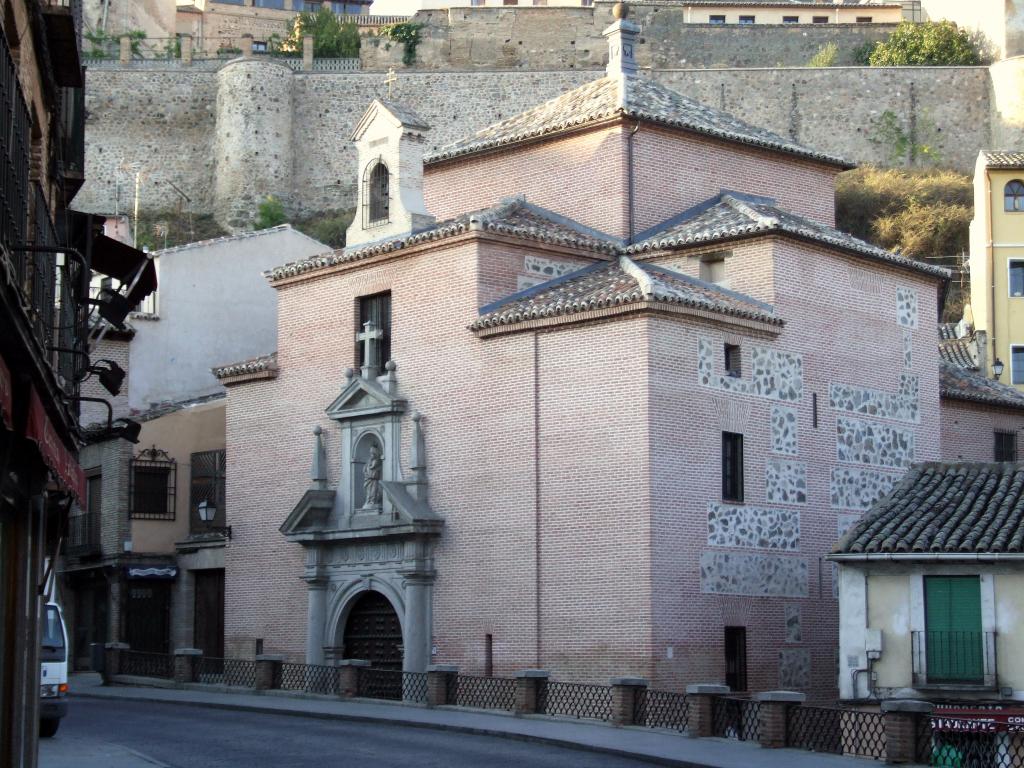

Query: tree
[[866, 21, 981, 66], [282, 8, 360, 59]]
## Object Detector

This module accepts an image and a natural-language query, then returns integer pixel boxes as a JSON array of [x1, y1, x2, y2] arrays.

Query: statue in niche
[[362, 444, 383, 508]]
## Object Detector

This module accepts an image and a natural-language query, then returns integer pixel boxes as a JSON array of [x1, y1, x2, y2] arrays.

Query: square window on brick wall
[[724, 343, 741, 377], [722, 432, 744, 502], [995, 431, 1017, 462]]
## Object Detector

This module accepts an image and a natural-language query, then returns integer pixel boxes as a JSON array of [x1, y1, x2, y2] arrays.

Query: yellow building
[[970, 152, 1024, 391]]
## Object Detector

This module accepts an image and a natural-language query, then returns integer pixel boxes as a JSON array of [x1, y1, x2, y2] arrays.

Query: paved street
[[40, 698, 660, 768]]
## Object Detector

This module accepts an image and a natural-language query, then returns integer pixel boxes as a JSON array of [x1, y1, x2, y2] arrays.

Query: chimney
[[603, 2, 639, 79]]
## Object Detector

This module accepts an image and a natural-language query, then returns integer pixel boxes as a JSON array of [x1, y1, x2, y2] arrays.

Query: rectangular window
[[356, 292, 392, 372], [812, 15, 829, 23], [503, 0, 518, 5], [1012, 346, 1024, 385], [190, 450, 227, 534], [129, 450, 176, 520], [1009, 261, 1024, 297], [724, 344, 741, 377], [738, 15, 754, 24], [87, 473, 102, 515], [252, 40, 268, 53], [782, 16, 798, 23], [485, 634, 493, 677], [924, 576, 983, 683], [995, 431, 1017, 462], [709, 14, 725, 24], [856, 16, 872, 23], [580, 0, 593, 6], [700, 254, 726, 284], [724, 627, 748, 692], [722, 432, 744, 502]]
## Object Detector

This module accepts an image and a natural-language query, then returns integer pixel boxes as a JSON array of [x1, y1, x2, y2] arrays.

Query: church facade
[[218, 7, 964, 695]]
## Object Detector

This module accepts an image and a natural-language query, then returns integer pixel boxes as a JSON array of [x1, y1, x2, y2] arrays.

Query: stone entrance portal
[[341, 591, 402, 669]]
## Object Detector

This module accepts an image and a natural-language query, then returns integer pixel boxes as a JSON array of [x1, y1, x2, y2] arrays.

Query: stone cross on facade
[[384, 67, 397, 99], [357, 320, 384, 378]]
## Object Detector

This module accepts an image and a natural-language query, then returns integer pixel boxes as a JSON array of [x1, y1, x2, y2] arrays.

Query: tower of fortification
[[214, 59, 296, 231], [989, 56, 1024, 151]]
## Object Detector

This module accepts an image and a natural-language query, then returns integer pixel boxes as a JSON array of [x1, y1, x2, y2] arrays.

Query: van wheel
[[39, 718, 59, 738]]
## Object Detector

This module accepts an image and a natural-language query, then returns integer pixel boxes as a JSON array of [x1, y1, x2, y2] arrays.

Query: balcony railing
[[912, 630, 997, 689], [1, 31, 31, 256], [66, 511, 100, 556]]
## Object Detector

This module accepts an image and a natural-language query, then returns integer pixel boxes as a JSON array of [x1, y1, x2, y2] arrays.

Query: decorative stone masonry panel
[[903, 329, 912, 369], [828, 374, 919, 423], [837, 512, 861, 539], [517, 275, 545, 291], [785, 605, 802, 643], [706, 502, 800, 551], [770, 405, 798, 456], [778, 648, 811, 689], [897, 287, 918, 329], [700, 551, 808, 598], [524, 254, 586, 278], [830, 466, 901, 510], [698, 338, 803, 402], [765, 459, 807, 505], [836, 416, 915, 469]]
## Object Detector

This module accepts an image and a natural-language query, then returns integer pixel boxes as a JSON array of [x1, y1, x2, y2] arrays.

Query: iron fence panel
[[787, 706, 885, 759], [278, 662, 338, 695], [120, 650, 173, 679], [921, 716, 1024, 768], [538, 681, 612, 722], [196, 657, 256, 687], [356, 668, 403, 700], [712, 697, 760, 741], [636, 689, 689, 731], [402, 672, 428, 704], [451, 675, 516, 711]]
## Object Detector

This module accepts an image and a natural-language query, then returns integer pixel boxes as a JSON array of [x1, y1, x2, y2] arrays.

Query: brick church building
[[215, 5, 1004, 696]]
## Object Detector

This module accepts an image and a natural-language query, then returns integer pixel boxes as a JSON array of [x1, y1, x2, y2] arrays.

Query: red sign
[[932, 706, 1024, 733], [26, 388, 85, 503], [0, 355, 11, 431]]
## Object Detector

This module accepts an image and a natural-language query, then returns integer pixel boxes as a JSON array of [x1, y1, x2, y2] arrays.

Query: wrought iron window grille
[[129, 446, 176, 519]]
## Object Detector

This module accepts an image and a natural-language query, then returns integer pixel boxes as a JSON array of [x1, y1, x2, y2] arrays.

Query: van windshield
[[42, 605, 64, 649]]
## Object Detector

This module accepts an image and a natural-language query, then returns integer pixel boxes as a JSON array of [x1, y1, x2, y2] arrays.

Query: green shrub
[[256, 195, 287, 229], [807, 41, 838, 68], [868, 21, 981, 66], [282, 8, 360, 58], [379, 22, 423, 66], [294, 209, 354, 248]]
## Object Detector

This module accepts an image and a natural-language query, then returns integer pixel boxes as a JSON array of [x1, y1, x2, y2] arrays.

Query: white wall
[[127, 226, 328, 410]]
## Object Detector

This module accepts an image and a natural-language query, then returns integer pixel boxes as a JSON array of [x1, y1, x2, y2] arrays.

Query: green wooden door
[[924, 576, 983, 683]]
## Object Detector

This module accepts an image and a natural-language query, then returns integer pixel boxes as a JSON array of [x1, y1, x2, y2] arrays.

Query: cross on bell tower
[[357, 320, 385, 379]]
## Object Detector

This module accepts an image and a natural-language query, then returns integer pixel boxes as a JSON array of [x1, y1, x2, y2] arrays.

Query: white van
[[39, 600, 69, 737]]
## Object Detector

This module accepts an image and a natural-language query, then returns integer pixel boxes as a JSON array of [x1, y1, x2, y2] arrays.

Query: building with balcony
[[832, 462, 1024, 707]]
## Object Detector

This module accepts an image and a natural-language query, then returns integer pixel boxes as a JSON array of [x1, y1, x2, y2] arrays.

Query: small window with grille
[[356, 291, 392, 371], [190, 449, 226, 534], [364, 160, 390, 227], [722, 432, 744, 502], [1006, 180, 1024, 212], [129, 448, 176, 519], [724, 344, 741, 378], [995, 431, 1017, 462]]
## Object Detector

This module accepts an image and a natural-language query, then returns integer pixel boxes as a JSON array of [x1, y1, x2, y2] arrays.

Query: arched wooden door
[[342, 591, 402, 669]]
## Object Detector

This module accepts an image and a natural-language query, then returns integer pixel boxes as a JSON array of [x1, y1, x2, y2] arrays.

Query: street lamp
[[196, 500, 231, 539], [993, 358, 1005, 380]]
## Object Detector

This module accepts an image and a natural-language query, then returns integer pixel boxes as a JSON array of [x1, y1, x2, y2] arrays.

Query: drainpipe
[[987, 170, 998, 377], [627, 122, 640, 244], [533, 332, 542, 667]]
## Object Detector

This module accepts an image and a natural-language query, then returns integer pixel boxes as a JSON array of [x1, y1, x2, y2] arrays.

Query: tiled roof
[[154, 224, 326, 256], [424, 75, 850, 168], [938, 323, 977, 369], [212, 352, 278, 380], [940, 362, 1024, 411], [266, 198, 619, 282], [981, 151, 1024, 170], [471, 255, 781, 332], [627, 194, 951, 279], [378, 100, 429, 131], [833, 462, 1024, 556]]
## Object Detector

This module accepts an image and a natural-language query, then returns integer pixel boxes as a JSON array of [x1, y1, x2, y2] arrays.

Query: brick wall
[[940, 398, 1024, 461], [80, 336, 132, 427]]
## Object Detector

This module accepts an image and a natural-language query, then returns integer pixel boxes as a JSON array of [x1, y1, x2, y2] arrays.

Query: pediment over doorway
[[325, 369, 406, 422]]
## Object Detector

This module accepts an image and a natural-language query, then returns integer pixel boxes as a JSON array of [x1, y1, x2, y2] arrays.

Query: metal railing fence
[[196, 657, 257, 687], [711, 696, 760, 741], [447, 675, 516, 711], [634, 689, 689, 731], [120, 650, 174, 678], [537, 681, 612, 722]]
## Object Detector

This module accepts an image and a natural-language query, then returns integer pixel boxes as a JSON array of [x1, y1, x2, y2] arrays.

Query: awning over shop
[[0, 355, 11, 431], [26, 388, 85, 503], [125, 566, 178, 580], [90, 234, 158, 306]]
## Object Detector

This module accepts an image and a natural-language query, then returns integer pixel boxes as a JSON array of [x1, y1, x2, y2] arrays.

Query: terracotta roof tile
[[425, 75, 849, 168], [834, 462, 1024, 555], [940, 362, 1024, 410], [981, 151, 1024, 170], [212, 352, 278, 380], [471, 255, 781, 332]]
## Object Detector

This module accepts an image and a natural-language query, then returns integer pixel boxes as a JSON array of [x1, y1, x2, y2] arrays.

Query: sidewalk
[[70, 674, 883, 768]]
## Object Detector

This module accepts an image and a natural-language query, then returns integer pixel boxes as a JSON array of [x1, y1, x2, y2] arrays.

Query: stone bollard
[[426, 665, 458, 707], [514, 670, 549, 715], [254, 654, 284, 690], [610, 677, 648, 726], [337, 659, 369, 698], [302, 35, 314, 71], [119, 35, 131, 65], [685, 684, 730, 738], [240, 34, 253, 58], [102, 642, 129, 683], [173, 648, 202, 684], [181, 34, 193, 66], [882, 699, 932, 764], [755, 690, 805, 748]]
